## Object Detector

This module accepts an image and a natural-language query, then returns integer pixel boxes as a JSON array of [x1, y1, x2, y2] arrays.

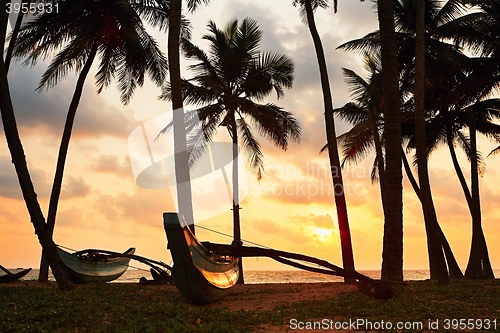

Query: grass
[[1, 280, 500, 332]]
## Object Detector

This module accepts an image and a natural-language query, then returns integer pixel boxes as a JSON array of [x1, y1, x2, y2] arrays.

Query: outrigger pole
[[203, 242, 396, 299]]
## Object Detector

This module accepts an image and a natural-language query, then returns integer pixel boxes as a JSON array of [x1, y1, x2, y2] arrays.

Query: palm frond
[[186, 0, 210, 12], [333, 103, 369, 126], [236, 117, 264, 180], [455, 129, 486, 176], [241, 51, 294, 100], [131, 0, 170, 31], [95, 45, 116, 94], [292, 0, 331, 25], [337, 121, 374, 168], [244, 102, 301, 149]]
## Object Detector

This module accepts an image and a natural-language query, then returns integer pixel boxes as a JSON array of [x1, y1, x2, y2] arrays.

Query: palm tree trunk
[[465, 106, 494, 278], [303, 0, 355, 284], [414, 0, 449, 285], [402, 150, 463, 278], [4, 0, 28, 73], [447, 125, 493, 278], [38, 45, 98, 282], [377, 0, 403, 282], [229, 112, 244, 284], [0, 4, 74, 290], [401, 150, 420, 200], [168, 0, 195, 233], [446, 126, 472, 207], [368, 109, 386, 209]]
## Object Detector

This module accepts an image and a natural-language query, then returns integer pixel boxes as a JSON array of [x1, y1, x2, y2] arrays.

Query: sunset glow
[[1, 0, 499, 277]]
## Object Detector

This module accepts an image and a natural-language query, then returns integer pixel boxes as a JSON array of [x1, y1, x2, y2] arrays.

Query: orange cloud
[[87, 154, 131, 178]]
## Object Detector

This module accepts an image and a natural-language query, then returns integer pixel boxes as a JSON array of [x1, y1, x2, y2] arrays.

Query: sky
[[1, 0, 500, 276]]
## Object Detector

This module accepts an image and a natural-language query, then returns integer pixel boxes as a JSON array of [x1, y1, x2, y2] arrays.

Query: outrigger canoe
[[56, 247, 135, 284], [0, 267, 32, 283], [164, 212, 394, 303], [163, 212, 239, 304]]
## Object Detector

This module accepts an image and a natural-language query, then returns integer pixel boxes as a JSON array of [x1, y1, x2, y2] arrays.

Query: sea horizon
[[14, 269, 500, 284]]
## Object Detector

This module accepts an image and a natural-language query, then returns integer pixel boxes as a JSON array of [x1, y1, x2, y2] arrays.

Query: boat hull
[[163, 212, 239, 304], [57, 247, 135, 284]]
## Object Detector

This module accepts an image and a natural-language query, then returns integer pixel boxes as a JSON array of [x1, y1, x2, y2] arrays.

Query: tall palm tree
[[166, 0, 209, 234], [13, 0, 169, 282], [292, 0, 356, 284], [168, 0, 193, 234], [414, 0, 449, 284], [376, 0, 404, 282], [0, 0, 74, 290], [161, 18, 301, 284]]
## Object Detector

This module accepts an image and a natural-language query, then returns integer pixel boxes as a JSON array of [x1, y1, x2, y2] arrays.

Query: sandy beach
[[1, 280, 362, 332], [2, 280, 357, 311], [3, 279, 499, 333]]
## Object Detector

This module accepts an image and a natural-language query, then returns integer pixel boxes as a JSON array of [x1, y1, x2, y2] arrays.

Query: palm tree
[[13, 0, 169, 282], [414, 0, 450, 284], [291, 0, 356, 284], [335, 52, 464, 281], [0, 0, 74, 290], [168, 0, 194, 234], [339, 0, 494, 282], [376, 0, 404, 283], [166, 0, 210, 234], [335, 51, 467, 279], [161, 18, 301, 284]]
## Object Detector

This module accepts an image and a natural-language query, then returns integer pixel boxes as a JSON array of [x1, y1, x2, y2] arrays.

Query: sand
[[2, 280, 356, 310], [3, 280, 362, 332]]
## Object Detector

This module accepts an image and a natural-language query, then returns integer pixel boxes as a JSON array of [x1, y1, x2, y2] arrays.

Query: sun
[[312, 227, 333, 239]]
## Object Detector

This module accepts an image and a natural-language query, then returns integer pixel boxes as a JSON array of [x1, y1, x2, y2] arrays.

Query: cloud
[[7, 61, 138, 140], [87, 154, 132, 178], [249, 159, 371, 206], [291, 213, 336, 229], [93, 188, 173, 228], [0, 155, 51, 199], [249, 218, 310, 245], [61, 176, 92, 199]]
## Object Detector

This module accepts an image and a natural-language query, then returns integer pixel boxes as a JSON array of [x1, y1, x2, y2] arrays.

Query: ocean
[[16, 269, 500, 284]]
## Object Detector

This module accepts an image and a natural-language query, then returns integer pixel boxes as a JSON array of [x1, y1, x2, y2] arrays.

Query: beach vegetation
[[1, 280, 499, 332]]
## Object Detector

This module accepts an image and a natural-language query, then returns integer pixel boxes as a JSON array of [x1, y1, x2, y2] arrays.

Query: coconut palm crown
[[13, 0, 169, 104], [160, 17, 301, 179]]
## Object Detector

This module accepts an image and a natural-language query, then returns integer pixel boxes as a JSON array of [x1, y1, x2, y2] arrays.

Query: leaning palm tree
[[0, 0, 74, 290], [13, 0, 169, 282], [414, 0, 449, 284], [160, 18, 301, 283], [292, 0, 356, 284], [166, 0, 211, 234]]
